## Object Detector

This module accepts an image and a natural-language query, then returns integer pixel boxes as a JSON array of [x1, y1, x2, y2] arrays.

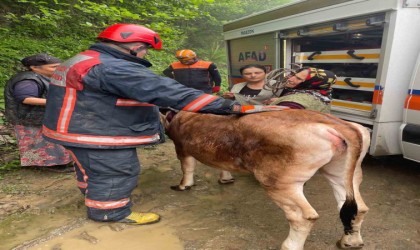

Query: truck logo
[[238, 51, 267, 62], [240, 29, 254, 35]]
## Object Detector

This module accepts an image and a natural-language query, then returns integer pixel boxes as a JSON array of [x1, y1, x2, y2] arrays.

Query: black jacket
[[4, 71, 49, 126], [163, 60, 221, 94]]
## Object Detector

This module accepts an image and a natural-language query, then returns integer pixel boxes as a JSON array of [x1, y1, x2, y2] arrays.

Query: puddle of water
[[31, 221, 183, 250], [1, 212, 79, 250]]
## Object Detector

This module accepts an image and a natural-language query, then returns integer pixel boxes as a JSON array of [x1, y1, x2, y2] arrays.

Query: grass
[[0, 106, 21, 173]]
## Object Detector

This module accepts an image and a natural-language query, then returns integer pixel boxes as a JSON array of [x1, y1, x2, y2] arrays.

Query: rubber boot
[[118, 212, 160, 225]]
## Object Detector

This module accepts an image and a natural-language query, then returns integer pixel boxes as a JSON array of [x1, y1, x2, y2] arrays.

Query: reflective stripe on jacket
[[163, 60, 221, 94]]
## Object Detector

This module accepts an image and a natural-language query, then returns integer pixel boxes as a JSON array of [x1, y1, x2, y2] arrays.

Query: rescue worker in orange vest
[[42, 23, 286, 226], [163, 49, 222, 94]]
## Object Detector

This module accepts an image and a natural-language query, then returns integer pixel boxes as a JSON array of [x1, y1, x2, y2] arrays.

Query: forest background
[[0, 0, 293, 171], [0, 0, 295, 105]]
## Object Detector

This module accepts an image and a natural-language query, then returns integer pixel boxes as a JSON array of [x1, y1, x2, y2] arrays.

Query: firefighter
[[163, 49, 222, 94], [42, 23, 281, 225]]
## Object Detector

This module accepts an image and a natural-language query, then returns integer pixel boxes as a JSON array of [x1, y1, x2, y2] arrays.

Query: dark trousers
[[65, 147, 140, 221]]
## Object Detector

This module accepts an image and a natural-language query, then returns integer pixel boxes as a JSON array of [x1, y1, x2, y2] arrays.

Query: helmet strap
[[117, 44, 151, 56]]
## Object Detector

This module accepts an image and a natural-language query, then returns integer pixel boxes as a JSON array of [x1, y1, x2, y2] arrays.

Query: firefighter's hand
[[222, 92, 235, 99]]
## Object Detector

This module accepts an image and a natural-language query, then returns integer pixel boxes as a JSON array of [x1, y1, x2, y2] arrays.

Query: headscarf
[[294, 67, 337, 97], [279, 67, 337, 104], [21, 53, 61, 67]]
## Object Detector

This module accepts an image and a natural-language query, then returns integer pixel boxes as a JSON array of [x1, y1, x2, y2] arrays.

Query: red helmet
[[97, 24, 162, 49]]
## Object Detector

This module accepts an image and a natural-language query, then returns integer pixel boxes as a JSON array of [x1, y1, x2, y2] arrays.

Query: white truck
[[223, 0, 420, 162]]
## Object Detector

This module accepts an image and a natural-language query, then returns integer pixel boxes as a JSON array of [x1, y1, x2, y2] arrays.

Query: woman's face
[[286, 69, 309, 88], [31, 63, 61, 78], [241, 67, 266, 83]]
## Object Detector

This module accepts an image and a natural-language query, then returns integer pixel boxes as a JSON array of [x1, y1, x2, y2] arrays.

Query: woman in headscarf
[[4, 53, 73, 172], [269, 67, 337, 113]]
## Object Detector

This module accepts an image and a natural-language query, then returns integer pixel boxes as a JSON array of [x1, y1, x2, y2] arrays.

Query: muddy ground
[[0, 140, 419, 250]]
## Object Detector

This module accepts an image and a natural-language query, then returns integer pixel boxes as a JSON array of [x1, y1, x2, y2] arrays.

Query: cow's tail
[[338, 122, 370, 234]]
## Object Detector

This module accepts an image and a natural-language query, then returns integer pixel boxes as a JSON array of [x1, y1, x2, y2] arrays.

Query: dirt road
[[1, 140, 419, 250]]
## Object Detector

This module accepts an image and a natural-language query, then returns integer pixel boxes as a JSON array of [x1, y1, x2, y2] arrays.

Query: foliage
[[0, 0, 294, 86], [0, 159, 21, 173], [0, 144, 20, 173]]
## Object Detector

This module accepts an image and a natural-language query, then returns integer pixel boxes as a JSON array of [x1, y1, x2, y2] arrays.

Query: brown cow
[[164, 109, 370, 250]]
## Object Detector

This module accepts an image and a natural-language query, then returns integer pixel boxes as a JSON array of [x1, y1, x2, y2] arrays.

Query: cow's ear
[[159, 109, 178, 131], [166, 111, 177, 123]]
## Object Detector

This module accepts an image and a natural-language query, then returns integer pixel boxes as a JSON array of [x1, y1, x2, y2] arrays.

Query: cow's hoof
[[218, 178, 235, 185], [336, 240, 364, 249], [170, 185, 191, 191]]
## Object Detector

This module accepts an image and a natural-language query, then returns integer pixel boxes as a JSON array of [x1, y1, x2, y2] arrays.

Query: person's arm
[[22, 97, 46, 105], [222, 82, 243, 99], [208, 63, 222, 93], [100, 64, 286, 115], [13, 80, 46, 106], [221, 92, 235, 99]]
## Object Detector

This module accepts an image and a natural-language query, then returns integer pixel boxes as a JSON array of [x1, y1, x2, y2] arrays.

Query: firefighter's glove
[[232, 104, 290, 114], [212, 86, 221, 93]]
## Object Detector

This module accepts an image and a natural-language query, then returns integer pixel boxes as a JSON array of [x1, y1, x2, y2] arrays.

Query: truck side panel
[[227, 33, 277, 86]]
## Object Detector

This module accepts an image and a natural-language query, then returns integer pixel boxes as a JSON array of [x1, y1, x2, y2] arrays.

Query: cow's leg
[[337, 123, 370, 249], [338, 164, 369, 249], [322, 124, 370, 249], [321, 164, 368, 249], [218, 170, 235, 184], [266, 183, 319, 250], [171, 155, 197, 191]]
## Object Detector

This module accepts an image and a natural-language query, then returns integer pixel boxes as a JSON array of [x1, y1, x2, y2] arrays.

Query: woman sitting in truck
[[222, 64, 282, 105], [268, 67, 337, 113]]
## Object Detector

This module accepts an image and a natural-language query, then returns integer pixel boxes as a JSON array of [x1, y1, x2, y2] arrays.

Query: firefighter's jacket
[[4, 71, 49, 126], [42, 43, 235, 149], [162, 60, 221, 94]]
